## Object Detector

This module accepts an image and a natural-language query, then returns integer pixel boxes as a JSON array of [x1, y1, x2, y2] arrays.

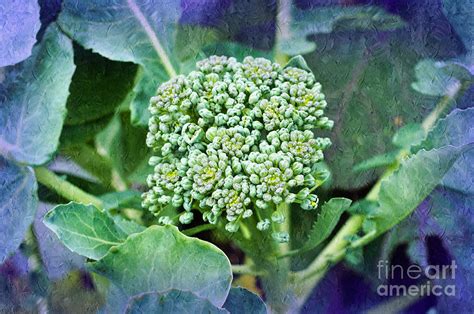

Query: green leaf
[[283, 55, 311, 72], [0, 0, 40, 66], [278, 6, 405, 56], [65, 45, 138, 126], [125, 290, 226, 314], [352, 150, 399, 173], [311, 162, 332, 189], [348, 200, 379, 216], [222, 287, 267, 314], [43, 202, 129, 260], [90, 225, 232, 307], [96, 112, 151, 183], [0, 23, 75, 165], [0, 157, 38, 263], [392, 123, 425, 148], [298, 198, 352, 254], [411, 59, 472, 96], [112, 216, 146, 236], [371, 145, 473, 237]]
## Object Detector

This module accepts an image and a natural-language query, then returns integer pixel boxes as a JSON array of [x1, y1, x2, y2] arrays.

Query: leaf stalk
[[34, 167, 103, 208]]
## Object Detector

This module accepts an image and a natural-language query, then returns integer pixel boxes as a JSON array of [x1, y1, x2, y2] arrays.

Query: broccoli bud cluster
[[142, 55, 332, 241]]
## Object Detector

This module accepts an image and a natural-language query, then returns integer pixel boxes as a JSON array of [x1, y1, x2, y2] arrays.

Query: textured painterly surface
[[0, 1, 472, 313]]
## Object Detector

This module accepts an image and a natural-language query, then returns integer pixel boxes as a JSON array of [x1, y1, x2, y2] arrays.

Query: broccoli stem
[[34, 167, 103, 209], [231, 212, 297, 313]]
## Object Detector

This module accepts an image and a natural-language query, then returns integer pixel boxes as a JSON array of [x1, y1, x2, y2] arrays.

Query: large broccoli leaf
[[58, 0, 180, 76], [44, 202, 142, 260], [421, 107, 474, 194], [0, 0, 40, 67], [366, 106, 474, 238], [90, 225, 232, 307], [33, 203, 85, 280], [125, 290, 226, 314], [371, 145, 471, 237], [223, 287, 267, 314], [0, 23, 75, 165]]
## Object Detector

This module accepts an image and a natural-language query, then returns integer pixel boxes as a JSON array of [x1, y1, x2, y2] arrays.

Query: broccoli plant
[[1, 0, 472, 313]]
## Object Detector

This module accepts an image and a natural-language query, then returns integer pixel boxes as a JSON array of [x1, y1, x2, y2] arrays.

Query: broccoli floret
[[142, 55, 332, 241]]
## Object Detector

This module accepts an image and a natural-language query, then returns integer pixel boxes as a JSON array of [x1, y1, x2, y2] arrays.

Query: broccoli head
[[142, 55, 333, 241]]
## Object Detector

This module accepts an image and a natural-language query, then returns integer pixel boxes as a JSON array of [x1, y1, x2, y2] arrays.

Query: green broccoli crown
[[142, 55, 333, 240]]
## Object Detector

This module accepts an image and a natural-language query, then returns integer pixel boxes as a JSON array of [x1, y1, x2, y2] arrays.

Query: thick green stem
[[421, 83, 461, 132], [234, 215, 296, 313], [34, 167, 103, 208]]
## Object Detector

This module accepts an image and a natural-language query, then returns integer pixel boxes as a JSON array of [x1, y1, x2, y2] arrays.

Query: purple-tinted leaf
[[33, 203, 84, 280], [126, 290, 226, 314], [421, 108, 474, 194], [0, 157, 37, 263], [392, 188, 474, 312], [0, 23, 75, 165], [441, 0, 473, 58], [223, 287, 267, 314], [0, 0, 40, 67]]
